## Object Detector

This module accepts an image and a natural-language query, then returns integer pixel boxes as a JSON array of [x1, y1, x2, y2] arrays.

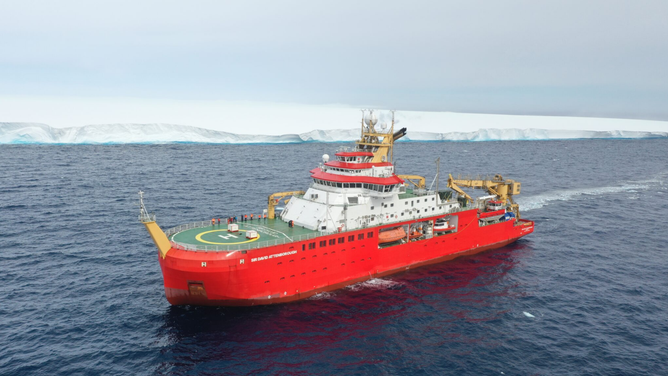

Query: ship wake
[[518, 172, 667, 212]]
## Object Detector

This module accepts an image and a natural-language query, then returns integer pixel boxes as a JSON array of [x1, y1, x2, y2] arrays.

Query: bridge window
[[308, 242, 315, 250], [368, 232, 374, 238], [329, 239, 336, 246], [319, 240, 326, 247], [338, 237, 345, 244], [358, 233, 365, 240], [348, 235, 354, 242]]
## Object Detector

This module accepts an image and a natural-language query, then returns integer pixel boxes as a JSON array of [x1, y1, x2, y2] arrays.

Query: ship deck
[[169, 218, 320, 251]]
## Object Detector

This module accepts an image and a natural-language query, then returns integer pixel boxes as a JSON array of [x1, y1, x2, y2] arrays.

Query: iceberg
[[0, 123, 303, 144], [1, 120, 667, 145]]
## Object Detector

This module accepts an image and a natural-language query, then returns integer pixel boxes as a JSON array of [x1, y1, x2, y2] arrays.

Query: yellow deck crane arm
[[396, 174, 426, 189], [267, 191, 305, 219], [446, 175, 473, 202], [447, 174, 522, 218]]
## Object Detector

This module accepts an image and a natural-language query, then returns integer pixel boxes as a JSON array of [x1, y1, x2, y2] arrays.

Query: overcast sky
[[1, 0, 667, 126]]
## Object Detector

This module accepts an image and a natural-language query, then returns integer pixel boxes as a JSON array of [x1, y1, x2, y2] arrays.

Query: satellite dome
[[364, 111, 378, 126], [322, 154, 330, 163]]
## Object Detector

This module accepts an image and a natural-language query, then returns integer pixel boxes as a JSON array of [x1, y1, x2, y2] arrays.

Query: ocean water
[[1, 139, 667, 375]]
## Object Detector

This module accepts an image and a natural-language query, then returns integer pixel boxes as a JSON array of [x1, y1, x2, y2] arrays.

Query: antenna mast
[[436, 158, 440, 193], [390, 110, 395, 163]]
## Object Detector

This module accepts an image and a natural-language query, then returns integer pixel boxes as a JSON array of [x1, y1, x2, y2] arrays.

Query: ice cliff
[[1, 122, 666, 144]]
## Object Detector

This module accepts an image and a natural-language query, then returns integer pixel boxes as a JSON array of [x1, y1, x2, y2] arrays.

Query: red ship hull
[[158, 209, 534, 306]]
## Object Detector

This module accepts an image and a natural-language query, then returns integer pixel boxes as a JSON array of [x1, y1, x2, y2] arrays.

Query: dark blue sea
[[2, 140, 667, 375]]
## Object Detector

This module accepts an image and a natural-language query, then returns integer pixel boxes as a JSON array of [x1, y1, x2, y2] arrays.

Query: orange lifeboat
[[378, 227, 406, 244], [409, 229, 422, 240]]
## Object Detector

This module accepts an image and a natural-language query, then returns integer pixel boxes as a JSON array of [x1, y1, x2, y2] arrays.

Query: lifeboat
[[434, 219, 455, 232], [486, 200, 503, 211], [378, 227, 406, 244], [409, 229, 422, 239]]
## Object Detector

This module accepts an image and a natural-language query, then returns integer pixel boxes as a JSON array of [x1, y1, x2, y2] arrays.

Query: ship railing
[[139, 213, 156, 223], [163, 201, 467, 252], [167, 230, 323, 252], [164, 221, 215, 238], [402, 189, 438, 197]]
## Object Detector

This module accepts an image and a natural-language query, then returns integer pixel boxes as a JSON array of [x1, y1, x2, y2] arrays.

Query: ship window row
[[326, 167, 363, 174], [304, 232, 375, 250], [337, 156, 372, 163], [313, 179, 398, 192]]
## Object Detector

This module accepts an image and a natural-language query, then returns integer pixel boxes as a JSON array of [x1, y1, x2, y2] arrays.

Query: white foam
[[346, 278, 403, 292], [308, 292, 335, 300], [523, 311, 535, 318]]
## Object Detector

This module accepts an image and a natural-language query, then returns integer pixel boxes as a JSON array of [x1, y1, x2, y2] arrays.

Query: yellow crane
[[447, 174, 522, 218], [267, 191, 305, 219], [397, 174, 426, 189]]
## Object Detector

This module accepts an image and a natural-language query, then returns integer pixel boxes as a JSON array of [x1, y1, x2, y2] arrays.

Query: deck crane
[[267, 191, 305, 219], [397, 175, 426, 189], [447, 174, 522, 218]]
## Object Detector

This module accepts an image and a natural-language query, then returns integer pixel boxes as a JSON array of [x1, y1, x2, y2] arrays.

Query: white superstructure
[[281, 111, 461, 233]]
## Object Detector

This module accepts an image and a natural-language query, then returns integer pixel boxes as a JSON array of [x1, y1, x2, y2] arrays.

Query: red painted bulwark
[[158, 209, 535, 306]]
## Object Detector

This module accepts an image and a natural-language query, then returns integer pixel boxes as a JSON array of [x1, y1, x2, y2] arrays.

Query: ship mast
[[357, 110, 405, 164]]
